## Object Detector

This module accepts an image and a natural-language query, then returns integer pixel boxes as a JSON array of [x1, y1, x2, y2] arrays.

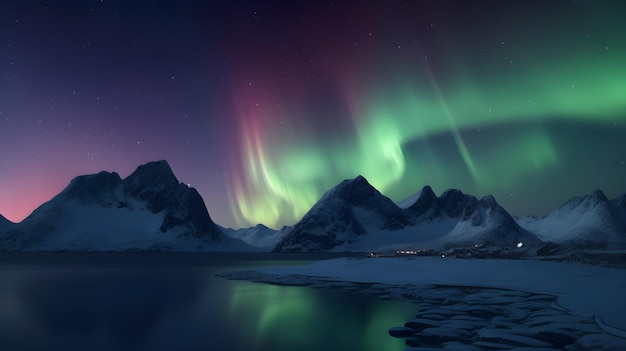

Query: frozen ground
[[219, 257, 626, 350]]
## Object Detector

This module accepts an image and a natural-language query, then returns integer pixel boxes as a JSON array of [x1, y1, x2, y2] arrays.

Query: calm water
[[0, 253, 416, 351]]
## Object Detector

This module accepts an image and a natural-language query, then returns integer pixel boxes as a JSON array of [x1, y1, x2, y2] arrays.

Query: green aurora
[[228, 19, 626, 228]]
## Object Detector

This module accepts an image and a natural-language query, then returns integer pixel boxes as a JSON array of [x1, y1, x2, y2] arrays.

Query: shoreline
[[217, 257, 626, 350]]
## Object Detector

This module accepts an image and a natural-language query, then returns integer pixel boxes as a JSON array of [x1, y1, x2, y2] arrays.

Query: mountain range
[[1, 160, 624, 252], [0, 161, 252, 252], [272, 176, 543, 252], [271, 177, 625, 252]]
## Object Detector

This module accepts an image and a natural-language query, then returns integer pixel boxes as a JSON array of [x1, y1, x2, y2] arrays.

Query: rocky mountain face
[[0, 214, 13, 230], [0, 160, 249, 252], [402, 185, 437, 217], [614, 194, 626, 231], [273, 176, 541, 252], [518, 190, 626, 249]]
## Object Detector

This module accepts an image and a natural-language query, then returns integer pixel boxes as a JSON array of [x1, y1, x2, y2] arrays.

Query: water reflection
[[227, 281, 413, 351], [0, 254, 414, 351], [3, 266, 206, 351]]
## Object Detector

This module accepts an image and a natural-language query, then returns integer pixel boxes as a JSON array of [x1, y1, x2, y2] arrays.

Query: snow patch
[[397, 189, 423, 209]]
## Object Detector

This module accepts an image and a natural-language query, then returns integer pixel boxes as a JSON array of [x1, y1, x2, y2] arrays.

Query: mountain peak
[[353, 174, 367, 182], [127, 160, 177, 183], [592, 189, 609, 203], [273, 175, 409, 252], [421, 185, 435, 196], [123, 160, 180, 213], [440, 188, 478, 218], [342, 174, 370, 188], [61, 171, 122, 204], [556, 189, 612, 215], [404, 185, 438, 217], [480, 194, 520, 228], [332, 175, 380, 203], [479, 195, 498, 209]]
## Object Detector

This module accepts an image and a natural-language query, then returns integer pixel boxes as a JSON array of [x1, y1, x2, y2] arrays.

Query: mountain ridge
[[273, 175, 544, 252], [1, 164, 625, 252], [0, 160, 251, 252]]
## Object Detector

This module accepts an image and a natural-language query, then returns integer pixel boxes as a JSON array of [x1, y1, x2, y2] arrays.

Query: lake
[[0, 253, 417, 351]]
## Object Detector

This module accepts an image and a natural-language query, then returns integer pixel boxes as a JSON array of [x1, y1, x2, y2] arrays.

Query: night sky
[[1, 1, 625, 229]]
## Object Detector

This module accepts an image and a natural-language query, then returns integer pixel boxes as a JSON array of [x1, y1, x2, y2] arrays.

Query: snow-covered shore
[[218, 256, 626, 349]]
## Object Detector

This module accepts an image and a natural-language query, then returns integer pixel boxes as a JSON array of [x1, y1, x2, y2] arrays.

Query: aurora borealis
[[1, 1, 625, 229]]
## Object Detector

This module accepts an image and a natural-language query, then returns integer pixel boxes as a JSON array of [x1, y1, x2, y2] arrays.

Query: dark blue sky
[[1, 0, 625, 228]]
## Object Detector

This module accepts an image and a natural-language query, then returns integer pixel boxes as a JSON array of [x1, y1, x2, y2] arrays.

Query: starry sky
[[1, 0, 625, 229]]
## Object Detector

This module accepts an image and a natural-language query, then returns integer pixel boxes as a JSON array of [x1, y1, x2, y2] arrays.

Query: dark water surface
[[0, 253, 416, 351]]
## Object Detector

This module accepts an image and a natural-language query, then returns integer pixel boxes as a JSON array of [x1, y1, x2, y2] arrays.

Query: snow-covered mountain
[[220, 224, 286, 250], [273, 176, 411, 252], [0, 160, 252, 252], [518, 190, 626, 249], [273, 176, 541, 252], [405, 187, 541, 249], [2, 162, 623, 253]]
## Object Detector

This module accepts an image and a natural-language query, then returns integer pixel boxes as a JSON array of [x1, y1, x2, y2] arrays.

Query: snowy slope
[[220, 224, 285, 251], [330, 219, 459, 252], [273, 176, 541, 252], [518, 190, 626, 248], [0, 160, 252, 252], [396, 188, 423, 209]]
